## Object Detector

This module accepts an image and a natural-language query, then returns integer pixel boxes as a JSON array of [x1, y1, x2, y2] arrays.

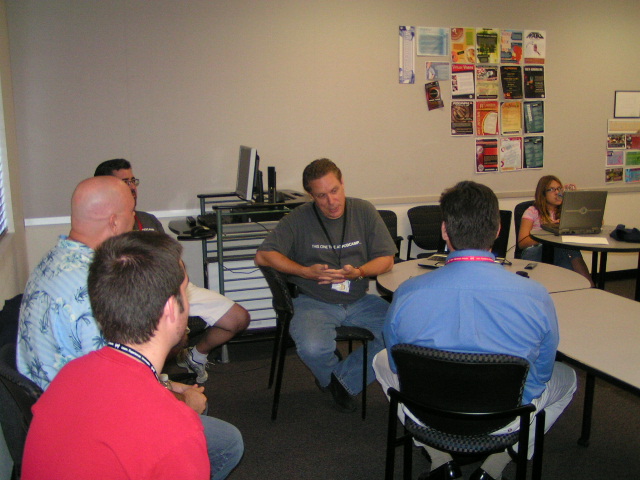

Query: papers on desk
[[560, 235, 609, 245]]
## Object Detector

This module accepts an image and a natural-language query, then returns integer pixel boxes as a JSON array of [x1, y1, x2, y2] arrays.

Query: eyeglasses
[[122, 177, 140, 187], [545, 186, 563, 194]]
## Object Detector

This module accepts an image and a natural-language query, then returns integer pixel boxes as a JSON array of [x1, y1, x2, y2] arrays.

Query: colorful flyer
[[524, 30, 546, 64], [605, 168, 624, 183], [476, 138, 498, 173], [451, 101, 474, 135], [425, 82, 444, 111], [501, 101, 523, 135], [625, 167, 640, 183], [500, 66, 523, 99], [607, 150, 624, 166], [500, 30, 523, 64], [450, 27, 476, 63], [475, 66, 499, 99], [426, 62, 450, 81], [523, 136, 544, 168], [416, 27, 449, 56], [524, 66, 545, 98], [451, 64, 475, 99], [399, 26, 415, 84], [524, 101, 544, 134], [476, 101, 499, 136], [626, 134, 640, 149], [608, 134, 627, 149], [475, 28, 500, 64], [626, 151, 640, 166], [500, 137, 523, 172]]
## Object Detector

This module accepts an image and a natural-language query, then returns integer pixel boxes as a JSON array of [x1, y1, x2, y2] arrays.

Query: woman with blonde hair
[[518, 175, 594, 286]]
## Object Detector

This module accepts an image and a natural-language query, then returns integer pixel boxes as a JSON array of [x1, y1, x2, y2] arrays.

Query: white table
[[530, 225, 640, 299], [376, 258, 592, 296], [551, 288, 640, 445]]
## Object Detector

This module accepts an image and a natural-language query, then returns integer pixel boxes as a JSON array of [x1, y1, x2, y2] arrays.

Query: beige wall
[[0, 0, 27, 301], [6, 0, 640, 222]]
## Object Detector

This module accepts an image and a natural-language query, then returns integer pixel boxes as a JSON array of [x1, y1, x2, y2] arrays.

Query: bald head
[[69, 176, 135, 249]]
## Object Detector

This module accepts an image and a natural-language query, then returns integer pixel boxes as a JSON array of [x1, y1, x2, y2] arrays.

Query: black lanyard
[[313, 202, 348, 266], [108, 341, 159, 381]]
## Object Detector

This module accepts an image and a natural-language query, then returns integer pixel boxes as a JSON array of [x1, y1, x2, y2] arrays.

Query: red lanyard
[[134, 213, 143, 231], [445, 255, 494, 265]]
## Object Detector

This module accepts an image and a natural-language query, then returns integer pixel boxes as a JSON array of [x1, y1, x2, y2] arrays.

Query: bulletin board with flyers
[[399, 26, 547, 175]]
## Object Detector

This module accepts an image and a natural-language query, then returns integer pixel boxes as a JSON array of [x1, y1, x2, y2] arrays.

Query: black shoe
[[417, 461, 461, 480], [469, 468, 503, 480], [328, 373, 356, 413]]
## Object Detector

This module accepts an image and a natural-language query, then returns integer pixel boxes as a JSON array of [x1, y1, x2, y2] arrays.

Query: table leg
[[597, 252, 607, 290], [590, 251, 598, 286], [635, 253, 640, 301], [578, 373, 595, 447], [541, 244, 554, 264]]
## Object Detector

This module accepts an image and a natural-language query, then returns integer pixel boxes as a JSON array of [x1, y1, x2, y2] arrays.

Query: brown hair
[[533, 175, 563, 224], [302, 159, 342, 193]]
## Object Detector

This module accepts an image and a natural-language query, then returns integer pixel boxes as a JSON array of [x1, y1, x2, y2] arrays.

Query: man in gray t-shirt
[[255, 158, 396, 412]]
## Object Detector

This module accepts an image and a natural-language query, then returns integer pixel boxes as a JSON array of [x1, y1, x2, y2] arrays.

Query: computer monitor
[[235, 146, 260, 201]]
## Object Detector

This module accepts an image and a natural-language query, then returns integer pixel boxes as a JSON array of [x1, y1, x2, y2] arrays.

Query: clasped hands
[[169, 381, 208, 414], [307, 264, 360, 285]]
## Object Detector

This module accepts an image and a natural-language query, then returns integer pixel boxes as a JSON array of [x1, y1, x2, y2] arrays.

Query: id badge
[[331, 280, 351, 293]]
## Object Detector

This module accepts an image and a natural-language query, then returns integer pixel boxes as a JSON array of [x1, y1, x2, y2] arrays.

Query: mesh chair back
[[514, 200, 535, 259], [0, 343, 43, 472], [259, 266, 294, 318], [378, 210, 398, 240], [491, 210, 512, 259], [407, 206, 446, 255], [392, 344, 529, 435], [378, 210, 403, 261]]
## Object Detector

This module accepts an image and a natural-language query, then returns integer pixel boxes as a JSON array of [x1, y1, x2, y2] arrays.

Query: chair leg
[[402, 428, 412, 480], [515, 413, 531, 480], [532, 409, 546, 480], [361, 339, 368, 420], [268, 322, 283, 388], [385, 396, 399, 480], [271, 320, 291, 420]]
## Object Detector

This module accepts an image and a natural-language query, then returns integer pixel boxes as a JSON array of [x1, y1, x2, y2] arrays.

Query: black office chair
[[0, 343, 44, 480], [492, 210, 513, 259], [406, 206, 446, 259], [385, 344, 545, 480], [259, 266, 374, 420], [514, 201, 535, 259], [378, 210, 404, 262]]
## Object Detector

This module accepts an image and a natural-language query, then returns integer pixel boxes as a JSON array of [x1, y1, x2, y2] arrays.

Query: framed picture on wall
[[614, 91, 640, 118]]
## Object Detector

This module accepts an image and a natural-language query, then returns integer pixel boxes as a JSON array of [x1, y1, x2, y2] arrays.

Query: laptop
[[418, 252, 510, 269], [540, 190, 608, 235]]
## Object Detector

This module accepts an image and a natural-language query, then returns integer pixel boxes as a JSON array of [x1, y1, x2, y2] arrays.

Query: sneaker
[[176, 347, 209, 383]]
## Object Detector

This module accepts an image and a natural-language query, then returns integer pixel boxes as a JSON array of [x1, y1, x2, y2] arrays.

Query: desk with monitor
[[530, 225, 640, 300]]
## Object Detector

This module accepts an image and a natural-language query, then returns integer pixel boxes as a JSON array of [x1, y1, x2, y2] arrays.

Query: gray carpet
[[179, 277, 639, 479]]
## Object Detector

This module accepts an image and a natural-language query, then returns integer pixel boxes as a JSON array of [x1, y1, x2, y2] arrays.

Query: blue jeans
[[200, 414, 244, 480], [521, 244, 582, 271], [290, 294, 388, 395]]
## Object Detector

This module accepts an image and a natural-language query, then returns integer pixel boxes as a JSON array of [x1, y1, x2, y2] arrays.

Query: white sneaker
[[176, 347, 209, 383]]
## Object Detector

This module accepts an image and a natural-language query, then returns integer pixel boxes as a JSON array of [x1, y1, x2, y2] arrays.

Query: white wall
[[6, 0, 640, 222]]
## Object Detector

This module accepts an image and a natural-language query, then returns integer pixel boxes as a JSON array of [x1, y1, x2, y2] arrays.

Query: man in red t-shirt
[[22, 232, 229, 479]]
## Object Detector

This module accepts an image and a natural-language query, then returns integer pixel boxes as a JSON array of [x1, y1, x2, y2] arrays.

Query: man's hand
[[180, 384, 208, 414]]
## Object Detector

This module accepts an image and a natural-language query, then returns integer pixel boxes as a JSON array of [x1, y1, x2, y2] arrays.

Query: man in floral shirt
[[17, 175, 135, 389]]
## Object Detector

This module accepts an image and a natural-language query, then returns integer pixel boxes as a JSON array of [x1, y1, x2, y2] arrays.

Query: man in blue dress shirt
[[374, 181, 576, 480]]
